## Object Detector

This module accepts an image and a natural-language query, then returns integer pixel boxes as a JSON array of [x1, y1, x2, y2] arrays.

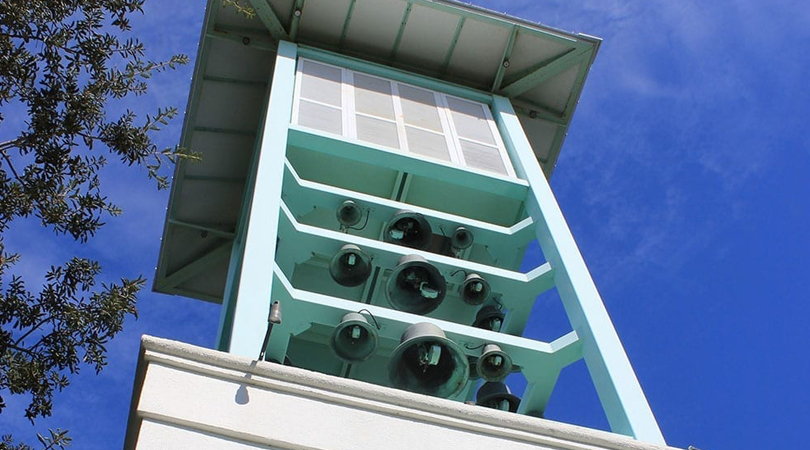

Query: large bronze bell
[[329, 312, 379, 363], [388, 322, 469, 398], [475, 381, 520, 412], [384, 210, 432, 250], [386, 254, 446, 314], [329, 244, 372, 287]]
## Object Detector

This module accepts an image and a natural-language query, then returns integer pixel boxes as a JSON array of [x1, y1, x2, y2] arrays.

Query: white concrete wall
[[125, 336, 680, 450]]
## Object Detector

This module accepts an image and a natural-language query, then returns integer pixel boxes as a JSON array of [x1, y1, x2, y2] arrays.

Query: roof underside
[[153, 0, 601, 302]]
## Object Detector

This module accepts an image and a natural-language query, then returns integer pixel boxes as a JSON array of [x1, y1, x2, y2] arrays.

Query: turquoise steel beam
[[266, 265, 580, 374], [297, 45, 493, 104], [500, 46, 591, 98], [518, 330, 580, 415], [491, 26, 518, 92], [281, 160, 535, 253], [217, 41, 298, 357], [441, 17, 465, 74], [518, 371, 562, 416], [287, 125, 528, 200], [247, 0, 290, 41], [276, 202, 554, 303], [491, 96, 665, 444]]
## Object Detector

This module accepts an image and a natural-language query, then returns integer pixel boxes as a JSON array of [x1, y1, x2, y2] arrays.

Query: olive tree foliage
[[0, 1, 193, 448]]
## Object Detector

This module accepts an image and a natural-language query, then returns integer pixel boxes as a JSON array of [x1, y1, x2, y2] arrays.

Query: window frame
[[292, 58, 516, 178]]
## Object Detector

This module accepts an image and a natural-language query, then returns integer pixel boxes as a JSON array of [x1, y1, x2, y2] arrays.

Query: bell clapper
[[418, 343, 442, 372], [351, 325, 362, 341], [419, 282, 439, 299]]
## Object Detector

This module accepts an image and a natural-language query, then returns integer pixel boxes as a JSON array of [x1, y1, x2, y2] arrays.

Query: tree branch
[[0, 148, 23, 180], [13, 317, 51, 347]]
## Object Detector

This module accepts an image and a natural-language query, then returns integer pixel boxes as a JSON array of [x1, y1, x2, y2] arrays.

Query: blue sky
[[2, 1, 809, 449]]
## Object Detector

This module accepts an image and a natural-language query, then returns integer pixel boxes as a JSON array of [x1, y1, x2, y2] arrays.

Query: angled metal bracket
[[247, 0, 290, 41], [500, 46, 591, 98]]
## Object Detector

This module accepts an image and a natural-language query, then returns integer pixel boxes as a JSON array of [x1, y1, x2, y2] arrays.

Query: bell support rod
[[281, 160, 536, 253], [276, 202, 555, 302]]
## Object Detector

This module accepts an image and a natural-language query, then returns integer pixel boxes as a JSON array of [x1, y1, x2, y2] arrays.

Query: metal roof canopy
[[154, 0, 601, 302]]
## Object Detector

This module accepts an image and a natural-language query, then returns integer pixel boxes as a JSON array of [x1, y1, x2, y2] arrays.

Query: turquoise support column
[[491, 95, 665, 444], [217, 41, 298, 357]]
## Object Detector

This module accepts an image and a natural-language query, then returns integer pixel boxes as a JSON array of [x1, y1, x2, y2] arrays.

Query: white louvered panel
[[459, 139, 507, 175], [446, 96, 496, 145], [399, 85, 443, 132], [299, 60, 342, 107], [356, 115, 400, 149], [298, 100, 343, 135], [354, 74, 395, 120], [405, 126, 451, 161]]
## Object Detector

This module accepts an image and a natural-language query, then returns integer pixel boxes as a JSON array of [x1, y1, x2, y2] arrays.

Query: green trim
[[441, 17, 465, 74], [390, 2, 413, 59], [297, 44, 493, 104]]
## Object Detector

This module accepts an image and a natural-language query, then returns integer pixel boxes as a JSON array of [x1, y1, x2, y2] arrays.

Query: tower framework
[[133, 1, 668, 447]]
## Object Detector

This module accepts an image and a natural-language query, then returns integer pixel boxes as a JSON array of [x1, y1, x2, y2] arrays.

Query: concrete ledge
[[125, 335, 679, 450]]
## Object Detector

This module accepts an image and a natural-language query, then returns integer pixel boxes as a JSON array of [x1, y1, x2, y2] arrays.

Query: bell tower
[[131, 1, 670, 449]]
